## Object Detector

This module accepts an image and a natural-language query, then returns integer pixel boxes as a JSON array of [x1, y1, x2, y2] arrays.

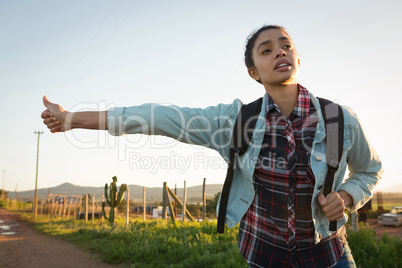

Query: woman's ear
[[248, 67, 261, 81], [298, 58, 300, 67]]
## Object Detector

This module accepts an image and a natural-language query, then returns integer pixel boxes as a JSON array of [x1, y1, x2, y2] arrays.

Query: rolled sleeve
[[105, 100, 242, 158], [107, 107, 125, 136], [339, 114, 383, 213]]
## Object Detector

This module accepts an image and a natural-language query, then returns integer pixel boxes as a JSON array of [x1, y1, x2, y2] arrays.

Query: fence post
[[62, 197, 67, 219], [182, 180, 187, 222], [101, 194, 104, 226], [85, 194, 88, 222], [73, 198, 77, 220], [52, 199, 56, 217], [174, 183, 177, 218], [50, 197, 54, 218], [47, 189, 50, 214], [92, 193, 95, 223], [143, 187, 146, 221], [165, 186, 176, 222], [126, 188, 130, 227], [203, 178, 206, 221], [67, 198, 72, 220], [162, 182, 167, 220], [78, 197, 82, 218], [56, 200, 60, 217], [41, 200, 44, 215]]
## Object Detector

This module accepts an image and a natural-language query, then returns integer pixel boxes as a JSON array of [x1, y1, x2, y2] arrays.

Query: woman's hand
[[317, 190, 353, 221], [41, 96, 69, 133], [41, 96, 108, 132]]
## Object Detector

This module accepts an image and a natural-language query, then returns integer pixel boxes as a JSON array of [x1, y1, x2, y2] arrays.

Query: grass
[[347, 223, 402, 268], [12, 211, 402, 268], [20, 213, 247, 268]]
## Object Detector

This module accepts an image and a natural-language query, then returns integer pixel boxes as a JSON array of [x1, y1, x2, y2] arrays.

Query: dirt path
[[365, 218, 402, 238], [0, 208, 127, 268]]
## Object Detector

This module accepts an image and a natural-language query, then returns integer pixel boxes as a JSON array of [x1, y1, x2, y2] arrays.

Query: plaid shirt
[[238, 85, 346, 267]]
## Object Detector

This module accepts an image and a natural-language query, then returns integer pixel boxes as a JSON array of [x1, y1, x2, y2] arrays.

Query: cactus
[[102, 176, 127, 225]]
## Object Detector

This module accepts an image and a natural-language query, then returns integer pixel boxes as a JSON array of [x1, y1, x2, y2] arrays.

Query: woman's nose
[[275, 48, 286, 59]]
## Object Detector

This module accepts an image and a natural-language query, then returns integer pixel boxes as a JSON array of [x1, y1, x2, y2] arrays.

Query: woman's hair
[[244, 25, 290, 70]]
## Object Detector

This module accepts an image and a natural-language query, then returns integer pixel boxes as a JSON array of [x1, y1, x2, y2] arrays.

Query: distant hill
[[14, 182, 223, 203], [378, 184, 402, 193]]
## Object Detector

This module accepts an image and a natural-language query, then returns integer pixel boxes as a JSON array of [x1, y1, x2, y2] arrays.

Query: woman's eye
[[283, 45, 291, 49], [262, 49, 271, 54]]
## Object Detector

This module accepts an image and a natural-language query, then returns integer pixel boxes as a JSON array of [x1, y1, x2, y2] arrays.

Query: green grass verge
[[347, 223, 402, 268], [20, 214, 247, 268], [18, 213, 402, 267]]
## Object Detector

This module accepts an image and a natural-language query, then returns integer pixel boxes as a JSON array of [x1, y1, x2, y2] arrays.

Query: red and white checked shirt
[[238, 85, 346, 267]]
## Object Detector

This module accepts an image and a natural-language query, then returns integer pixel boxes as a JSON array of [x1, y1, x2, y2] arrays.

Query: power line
[[58, 0, 118, 98], [68, 0, 138, 98]]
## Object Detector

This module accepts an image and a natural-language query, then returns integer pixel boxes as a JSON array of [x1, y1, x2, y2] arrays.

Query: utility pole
[[34, 131, 44, 218], [1, 170, 5, 199]]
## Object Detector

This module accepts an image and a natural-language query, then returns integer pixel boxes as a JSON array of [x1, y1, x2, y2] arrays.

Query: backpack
[[217, 97, 344, 233]]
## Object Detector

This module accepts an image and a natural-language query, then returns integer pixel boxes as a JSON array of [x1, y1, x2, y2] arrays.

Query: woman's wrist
[[338, 190, 353, 208], [70, 111, 108, 130]]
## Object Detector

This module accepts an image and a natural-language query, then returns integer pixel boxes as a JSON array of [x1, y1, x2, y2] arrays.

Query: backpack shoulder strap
[[317, 97, 344, 231], [217, 97, 263, 233]]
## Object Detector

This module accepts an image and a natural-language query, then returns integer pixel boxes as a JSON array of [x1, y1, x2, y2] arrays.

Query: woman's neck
[[264, 83, 299, 118]]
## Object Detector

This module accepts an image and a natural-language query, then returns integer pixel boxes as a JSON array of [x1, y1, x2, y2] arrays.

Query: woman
[[42, 25, 382, 267]]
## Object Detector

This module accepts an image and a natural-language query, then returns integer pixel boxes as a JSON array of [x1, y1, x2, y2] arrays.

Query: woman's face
[[248, 29, 300, 87]]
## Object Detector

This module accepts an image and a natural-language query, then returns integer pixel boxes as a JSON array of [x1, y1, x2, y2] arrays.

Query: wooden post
[[85, 194, 88, 222], [92, 194, 95, 223], [101, 194, 104, 226], [73, 198, 77, 220], [126, 188, 130, 227], [62, 197, 67, 219], [19, 198, 21, 212], [78, 197, 82, 218], [162, 182, 167, 220], [165, 184, 176, 222], [143, 187, 146, 221], [50, 197, 54, 218], [54, 199, 57, 217], [202, 178, 206, 221], [166, 187, 195, 221], [58, 200, 62, 217], [47, 188, 50, 215], [67, 198, 72, 220], [182, 180, 187, 222], [174, 183, 177, 218], [41, 200, 44, 215]]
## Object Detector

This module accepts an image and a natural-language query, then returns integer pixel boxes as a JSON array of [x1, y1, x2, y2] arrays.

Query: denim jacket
[[108, 92, 383, 244]]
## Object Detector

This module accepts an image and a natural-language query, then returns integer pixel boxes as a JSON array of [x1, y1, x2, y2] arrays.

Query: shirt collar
[[266, 84, 310, 118]]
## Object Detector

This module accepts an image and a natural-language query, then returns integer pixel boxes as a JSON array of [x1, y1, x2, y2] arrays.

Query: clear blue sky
[[1, 0, 401, 192]]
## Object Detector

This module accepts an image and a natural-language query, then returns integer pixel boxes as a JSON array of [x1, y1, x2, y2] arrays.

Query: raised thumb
[[43, 96, 51, 108]]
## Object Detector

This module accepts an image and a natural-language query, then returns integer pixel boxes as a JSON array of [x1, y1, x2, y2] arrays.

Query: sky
[[1, 0, 401, 193]]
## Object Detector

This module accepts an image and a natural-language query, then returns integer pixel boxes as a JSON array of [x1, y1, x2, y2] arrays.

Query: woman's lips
[[275, 64, 291, 71], [274, 59, 292, 70]]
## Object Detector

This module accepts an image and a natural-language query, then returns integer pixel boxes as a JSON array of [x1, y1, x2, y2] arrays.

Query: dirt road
[[0, 208, 126, 268], [366, 218, 402, 238]]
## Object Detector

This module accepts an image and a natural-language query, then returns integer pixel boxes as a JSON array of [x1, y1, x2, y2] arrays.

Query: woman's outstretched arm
[[41, 96, 108, 133]]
